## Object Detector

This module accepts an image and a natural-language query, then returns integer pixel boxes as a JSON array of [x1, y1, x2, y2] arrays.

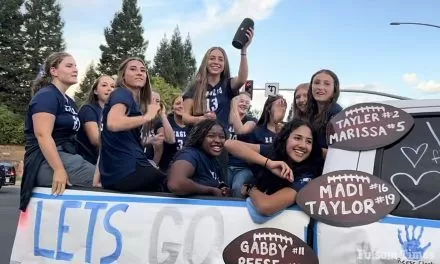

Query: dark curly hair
[[184, 119, 226, 149]]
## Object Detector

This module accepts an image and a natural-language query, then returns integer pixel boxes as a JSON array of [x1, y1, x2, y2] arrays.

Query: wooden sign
[[296, 170, 401, 227], [326, 103, 414, 151], [223, 228, 318, 264]]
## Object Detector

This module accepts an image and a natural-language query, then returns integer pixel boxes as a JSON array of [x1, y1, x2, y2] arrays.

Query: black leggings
[[107, 163, 167, 192]]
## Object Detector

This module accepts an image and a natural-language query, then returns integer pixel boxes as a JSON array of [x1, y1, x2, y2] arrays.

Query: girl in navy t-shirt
[[140, 91, 175, 166], [21, 52, 95, 210], [157, 95, 189, 171], [182, 28, 254, 128], [288, 83, 309, 121], [249, 95, 287, 145], [76, 75, 115, 165], [305, 69, 343, 157], [99, 57, 166, 192], [227, 92, 257, 197], [225, 119, 324, 224], [167, 119, 231, 197]]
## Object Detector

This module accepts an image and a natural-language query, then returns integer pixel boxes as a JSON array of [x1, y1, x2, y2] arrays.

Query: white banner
[[316, 215, 440, 264], [11, 188, 311, 264]]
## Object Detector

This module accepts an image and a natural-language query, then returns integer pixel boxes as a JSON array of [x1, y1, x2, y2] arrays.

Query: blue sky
[[60, 0, 440, 111]]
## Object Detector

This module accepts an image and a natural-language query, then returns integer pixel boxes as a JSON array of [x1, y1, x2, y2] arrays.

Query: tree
[[74, 63, 99, 106], [0, 105, 25, 145], [150, 76, 181, 111], [98, 0, 148, 75], [0, 0, 26, 116], [152, 26, 196, 90], [21, 0, 65, 113], [183, 33, 196, 87], [152, 35, 173, 82]]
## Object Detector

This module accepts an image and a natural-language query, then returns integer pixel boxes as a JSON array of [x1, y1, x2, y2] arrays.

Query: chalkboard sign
[[326, 103, 414, 151], [375, 114, 440, 220], [296, 170, 400, 227], [222, 228, 319, 264]]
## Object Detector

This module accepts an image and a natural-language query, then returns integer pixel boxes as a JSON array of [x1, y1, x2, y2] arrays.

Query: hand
[[151, 132, 165, 147], [52, 169, 71, 196], [275, 122, 285, 133], [144, 103, 161, 121], [221, 187, 231, 197], [211, 187, 224, 197], [266, 160, 294, 182], [204, 111, 216, 120], [159, 103, 167, 117], [241, 184, 256, 197], [242, 27, 254, 50]]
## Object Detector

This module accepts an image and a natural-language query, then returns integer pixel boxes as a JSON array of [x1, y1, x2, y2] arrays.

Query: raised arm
[[158, 108, 175, 144], [230, 28, 254, 90], [167, 160, 219, 196]]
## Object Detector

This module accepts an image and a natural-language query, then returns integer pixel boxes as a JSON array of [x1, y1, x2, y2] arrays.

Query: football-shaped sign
[[326, 102, 414, 151], [223, 227, 319, 264], [296, 170, 401, 227]]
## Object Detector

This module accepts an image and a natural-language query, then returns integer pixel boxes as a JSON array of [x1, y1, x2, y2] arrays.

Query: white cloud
[[403, 72, 419, 86], [63, 0, 281, 97], [145, 0, 281, 61], [402, 72, 440, 93]]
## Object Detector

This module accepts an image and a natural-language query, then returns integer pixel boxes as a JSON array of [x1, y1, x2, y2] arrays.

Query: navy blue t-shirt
[[317, 103, 343, 149], [183, 78, 237, 128], [100, 87, 149, 187], [258, 144, 324, 193], [227, 114, 258, 167], [76, 102, 102, 164], [248, 125, 277, 145], [168, 115, 188, 150], [173, 147, 222, 188], [25, 84, 80, 145]]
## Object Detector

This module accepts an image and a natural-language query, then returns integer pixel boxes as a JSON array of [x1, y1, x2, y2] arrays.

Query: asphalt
[[0, 186, 20, 264]]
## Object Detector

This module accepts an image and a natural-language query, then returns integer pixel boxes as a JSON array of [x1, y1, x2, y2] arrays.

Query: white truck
[[10, 98, 440, 264]]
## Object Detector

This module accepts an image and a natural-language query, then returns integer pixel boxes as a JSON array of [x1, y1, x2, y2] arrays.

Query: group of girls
[[20, 27, 344, 223]]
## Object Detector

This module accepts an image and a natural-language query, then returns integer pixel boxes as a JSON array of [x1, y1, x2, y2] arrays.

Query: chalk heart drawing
[[390, 171, 440, 210], [400, 143, 428, 168]]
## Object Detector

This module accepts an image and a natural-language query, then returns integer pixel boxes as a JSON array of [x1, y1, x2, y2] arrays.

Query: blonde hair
[[189, 47, 231, 115]]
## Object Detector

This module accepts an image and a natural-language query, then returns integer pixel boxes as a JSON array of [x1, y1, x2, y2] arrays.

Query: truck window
[[374, 114, 440, 220]]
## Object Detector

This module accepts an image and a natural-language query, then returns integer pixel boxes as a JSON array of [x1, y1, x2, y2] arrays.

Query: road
[[0, 186, 20, 264]]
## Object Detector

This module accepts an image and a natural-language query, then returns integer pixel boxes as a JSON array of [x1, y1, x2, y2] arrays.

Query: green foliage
[[0, 0, 27, 116], [75, 63, 99, 106], [152, 26, 196, 90], [0, 105, 24, 145], [20, 0, 65, 115], [98, 0, 148, 75], [151, 76, 182, 111]]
